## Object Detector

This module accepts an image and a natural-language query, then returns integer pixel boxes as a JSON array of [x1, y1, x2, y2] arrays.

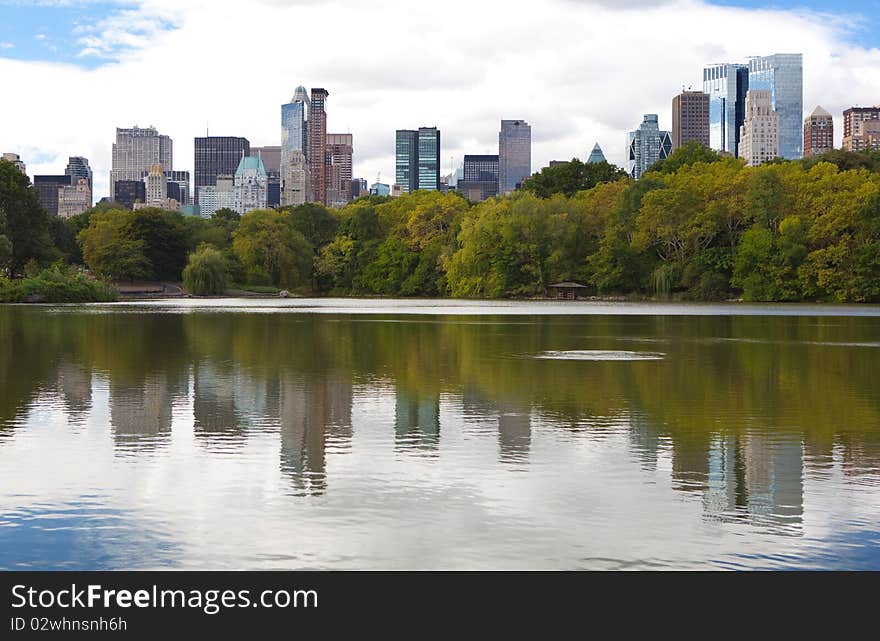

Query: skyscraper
[[842, 106, 880, 152], [739, 90, 779, 167], [703, 63, 749, 157], [417, 127, 440, 191], [748, 54, 803, 159], [281, 86, 310, 205], [57, 178, 91, 219], [114, 180, 146, 210], [627, 114, 672, 179], [110, 126, 172, 201], [164, 170, 191, 205], [458, 154, 499, 202], [194, 136, 250, 204], [587, 143, 607, 164], [144, 164, 169, 207], [498, 119, 531, 195], [1, 153, 26, 174], [326, 133, 353, 206], [197, 176, 235, 218], [65, 156, 92, 205], [252, 146, 281, 208], [395, 130, 418, 193], [234, 156, 268, 214], [804, 106, 834, 157], [672, 90, 710, 150], [308, 88, 329, 205], [33, 175, 71, 216]]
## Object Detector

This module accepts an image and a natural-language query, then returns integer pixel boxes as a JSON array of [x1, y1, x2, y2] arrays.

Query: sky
[[1, 0, 880, 200]]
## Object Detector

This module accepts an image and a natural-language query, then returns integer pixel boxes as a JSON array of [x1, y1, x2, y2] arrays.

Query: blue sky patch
[[0, 1, 176, 69]]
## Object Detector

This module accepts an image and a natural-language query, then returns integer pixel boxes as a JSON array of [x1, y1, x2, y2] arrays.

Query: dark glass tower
[[395, 130, 418, 193], [194, 137, 250, 204], [417, 127, 440, 191]]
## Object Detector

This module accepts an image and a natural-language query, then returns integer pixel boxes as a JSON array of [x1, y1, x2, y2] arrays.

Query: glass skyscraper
[[395, 130, 418, 193], [627, 114, 672, 179], [748, 54, 804, 160], [498, 119, 531, 195], [703, 63, 749, 157], [193, 137, 250, 205], [281, 86, 310, 172], [417, 127, 440, 191], [396, 127, 440, 193]]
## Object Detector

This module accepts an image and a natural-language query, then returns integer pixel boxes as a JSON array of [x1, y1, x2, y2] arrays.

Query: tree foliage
[[521, 159, 628, 198], [183, 244, 229, 295]]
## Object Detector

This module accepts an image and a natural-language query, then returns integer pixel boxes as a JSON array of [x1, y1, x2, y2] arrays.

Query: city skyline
[[2, 1, 880, 199]]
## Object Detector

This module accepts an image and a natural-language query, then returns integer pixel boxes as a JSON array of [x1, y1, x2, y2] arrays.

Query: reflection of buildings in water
[[109, 374, 173, 447], [703, 433, 804, 531], [394, 388, 440, 449], [627, 413, 662, 472], [838, 434, 880, 478], [497, 402, 531, 463], [671, 440, 710, 493], [54, 360, 93, 423], [279, 375, 352, 495], [192, 361, 282, 442]]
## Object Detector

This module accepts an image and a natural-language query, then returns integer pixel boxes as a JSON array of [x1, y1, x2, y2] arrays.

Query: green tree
[[0, 158, 56, 272], [128, 208, 189, 281], [77, 210, 152, 281], [646, 141, 721, 175], [232, 209, 313, 289], [521, 159, 628, 198], [183, 244, 229, 295]]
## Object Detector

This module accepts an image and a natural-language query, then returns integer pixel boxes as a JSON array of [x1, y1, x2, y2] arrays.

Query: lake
[[1, 299, 879, 570]]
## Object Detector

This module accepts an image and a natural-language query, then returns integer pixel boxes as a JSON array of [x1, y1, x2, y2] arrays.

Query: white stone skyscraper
[[110, 126, 172, 201], [498, 120, 531, 195], [739, 90, 779, 167]]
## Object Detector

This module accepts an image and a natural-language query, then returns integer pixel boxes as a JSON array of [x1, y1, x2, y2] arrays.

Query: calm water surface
[[1, 299, 879, 570]]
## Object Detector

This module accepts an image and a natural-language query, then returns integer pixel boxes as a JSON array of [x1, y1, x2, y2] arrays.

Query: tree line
[[2, 141, 880, 302]]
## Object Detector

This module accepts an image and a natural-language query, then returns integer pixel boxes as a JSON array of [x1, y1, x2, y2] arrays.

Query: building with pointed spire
[[804, 106, 833, 157], [234, 155, 268, 214], [587, 143, 607, 164], [281, 86, 310, 206]]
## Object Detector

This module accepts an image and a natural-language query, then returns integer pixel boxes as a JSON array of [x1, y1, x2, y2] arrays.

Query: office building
[[587, 143, 607, 164], [748, 54, 803, 159], [144, 164, 168, 207], [458, 154, 499, 202], [194, 136, 249, 204], [57, 178, 91, 218], [252, 145, 281, 208], [627, 114, 672, 179], [110, 126, 172, 201], [370, 182, 390, 196], [164, 170, 190, 205], [234, 155, 268, 214], [351, 178, 368, 198], [418, 127, 441, 191], [65, 156, 92, 205], [326, 133, 353, 206], [672, 90, 710, 150], [2, 152, 26, 174], [33, 175, 71, 216], [739, 90, 779, 167], [395, 129, 418, 193], [703, 63, 749, 157], [499, 119, 531, 195], [308, 88, 329, 205], [197, 176, 235, 218], [804, 106, 834, 157], [842, 106, 880, 152], [281, 151, 308, 206], [114, 180, 146, 210]]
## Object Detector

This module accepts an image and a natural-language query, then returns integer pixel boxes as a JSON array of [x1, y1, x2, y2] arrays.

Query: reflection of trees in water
[[1, 307, 879, 522]]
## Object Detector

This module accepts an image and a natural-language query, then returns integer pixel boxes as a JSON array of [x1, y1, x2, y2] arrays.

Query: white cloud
[[0, 42, 13, 49], [1, 0, 879, 200]]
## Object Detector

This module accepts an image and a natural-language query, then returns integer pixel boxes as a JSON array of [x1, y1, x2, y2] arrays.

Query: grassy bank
[[0, 266, 118, 303]]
